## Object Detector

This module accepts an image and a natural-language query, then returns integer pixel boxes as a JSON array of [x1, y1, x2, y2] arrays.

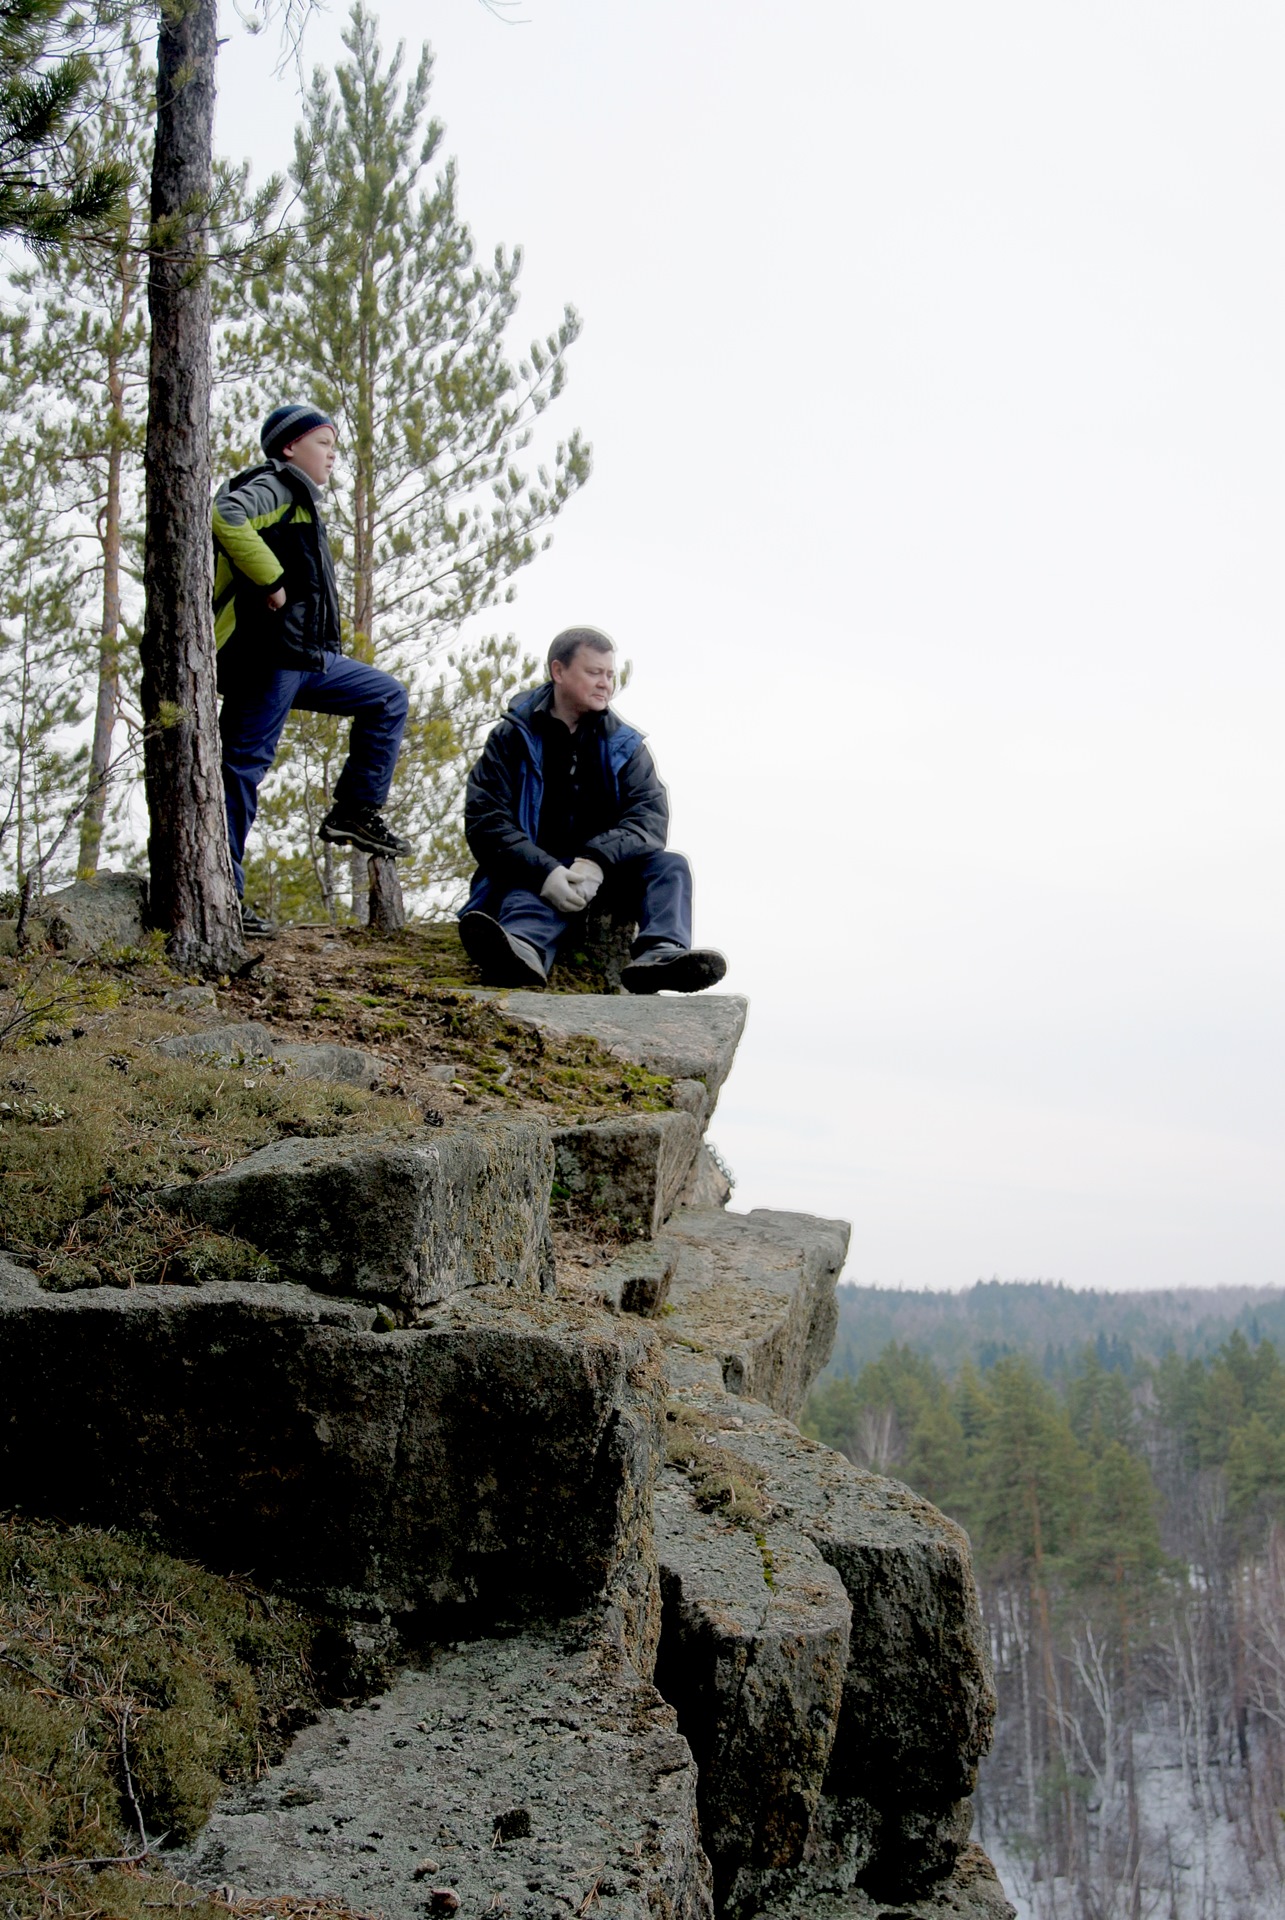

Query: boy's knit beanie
[[261, 404, 334, 460]]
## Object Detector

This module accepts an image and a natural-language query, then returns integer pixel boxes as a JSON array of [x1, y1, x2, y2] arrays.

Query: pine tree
[[0, 0, 128, 244]]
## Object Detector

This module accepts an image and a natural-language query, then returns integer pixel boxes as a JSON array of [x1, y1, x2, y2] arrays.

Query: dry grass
[[0, 1516, 371, 1919], [664, 1406, 772, 1527]]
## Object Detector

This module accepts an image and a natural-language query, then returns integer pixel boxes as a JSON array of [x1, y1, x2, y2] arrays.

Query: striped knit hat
[[261, 404, 335, 460]]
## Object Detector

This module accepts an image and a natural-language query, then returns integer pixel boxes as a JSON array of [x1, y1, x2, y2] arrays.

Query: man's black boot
[[459, 912, 548, 988], [621, 944, 727, 994], [319, 805, 412, 858], [240, 901, 278, 939]]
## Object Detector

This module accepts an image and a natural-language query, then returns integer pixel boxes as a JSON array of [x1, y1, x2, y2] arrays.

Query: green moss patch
[[0, 1515, 378, 1918]]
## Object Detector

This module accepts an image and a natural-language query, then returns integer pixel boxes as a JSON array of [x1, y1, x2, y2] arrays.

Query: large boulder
[[158, 1119, 554, 1312], [172, 1622, 714, 1920], [659, 1368, 996, 1904], [43, 870, 149, 953], [0, 1271, 663, 1642]]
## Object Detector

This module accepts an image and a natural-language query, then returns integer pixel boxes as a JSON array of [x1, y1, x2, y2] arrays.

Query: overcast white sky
[[218, 2, 1285, 1292]]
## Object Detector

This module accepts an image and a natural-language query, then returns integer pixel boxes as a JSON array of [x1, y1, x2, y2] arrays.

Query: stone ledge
[[171, 1621, 713, 1920], [471, 992, 748, 1129], [0, 1282, 663, 1640], [157, 1119, 554, 1312], [661, 1208, 850, 1421]]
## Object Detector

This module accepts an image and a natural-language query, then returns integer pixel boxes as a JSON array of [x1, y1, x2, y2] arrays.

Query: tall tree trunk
[[139, 0, 244, 973]]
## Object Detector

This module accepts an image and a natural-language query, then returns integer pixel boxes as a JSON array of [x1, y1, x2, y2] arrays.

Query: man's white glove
[[541, 864, 590, 915], [566, 857, 604, 905]]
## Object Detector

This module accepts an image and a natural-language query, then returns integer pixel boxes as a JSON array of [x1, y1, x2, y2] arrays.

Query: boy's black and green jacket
[[212, 457, 341, 685]]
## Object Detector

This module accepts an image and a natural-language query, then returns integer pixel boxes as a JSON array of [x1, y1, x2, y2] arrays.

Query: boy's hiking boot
[[319, 805, 412, 859], [621, 944, 727, 995], [458, 912, 548, 988], [240, 901, 278, 938]]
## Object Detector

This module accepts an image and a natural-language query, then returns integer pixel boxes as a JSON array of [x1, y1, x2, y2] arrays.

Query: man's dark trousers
[[220, 654, 409, 896], [490, 849, 693, 974]]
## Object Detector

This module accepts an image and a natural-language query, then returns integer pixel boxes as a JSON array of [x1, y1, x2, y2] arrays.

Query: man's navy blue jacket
[[463, 683, 669, 914]]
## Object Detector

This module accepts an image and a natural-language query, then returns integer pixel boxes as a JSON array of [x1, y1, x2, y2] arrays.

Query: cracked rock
[[554, 1111, 701, 1239], [752, 1841, 1015, 1920], [661, 1369, 995, 1902], [654, 1473, 851, 1918]]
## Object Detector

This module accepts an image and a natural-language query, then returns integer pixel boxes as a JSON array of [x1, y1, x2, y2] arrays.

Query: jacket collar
[[269, 453, 325, 505]]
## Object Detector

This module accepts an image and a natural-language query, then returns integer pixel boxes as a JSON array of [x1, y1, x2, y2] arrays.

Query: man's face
[[551, 644, 616, 718], [282, 424, 337, 487]]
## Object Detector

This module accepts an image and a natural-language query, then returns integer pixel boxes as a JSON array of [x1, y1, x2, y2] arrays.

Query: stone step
[[653, 1469, 851, 1919], [660, 1209, 850, 1421], [553, 1110, 702, 1238], [158, 1117, 554, 1312], [472, 992, 748, 1132], [659, 1366, 995, 1909], [171, 1621, 713, 1920], [0, 1267, 662, 1649]]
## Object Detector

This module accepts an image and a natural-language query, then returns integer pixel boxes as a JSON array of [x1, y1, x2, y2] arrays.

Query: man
[[213, 402, 412, 935], [459, 626, 726, 993]]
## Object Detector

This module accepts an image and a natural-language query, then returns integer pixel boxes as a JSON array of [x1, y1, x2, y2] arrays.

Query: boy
[[213, 403, 412, 935]]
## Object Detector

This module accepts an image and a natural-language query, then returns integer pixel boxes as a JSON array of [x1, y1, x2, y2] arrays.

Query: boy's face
[[282, 424, 336, 487]]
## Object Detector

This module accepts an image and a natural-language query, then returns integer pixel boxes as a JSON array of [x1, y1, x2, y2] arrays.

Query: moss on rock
[[0, 1514, 374, 1916]]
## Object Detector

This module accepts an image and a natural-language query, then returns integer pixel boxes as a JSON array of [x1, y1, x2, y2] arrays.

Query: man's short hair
[[547, 626, 615, 674]]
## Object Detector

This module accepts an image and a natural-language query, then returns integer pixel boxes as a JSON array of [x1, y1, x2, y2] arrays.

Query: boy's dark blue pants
[[489, 849, 693, 973], [219, 654, 409, 896]]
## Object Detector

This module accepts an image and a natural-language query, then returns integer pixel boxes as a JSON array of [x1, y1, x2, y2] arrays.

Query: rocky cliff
[[0, 960, 1013, 1920]]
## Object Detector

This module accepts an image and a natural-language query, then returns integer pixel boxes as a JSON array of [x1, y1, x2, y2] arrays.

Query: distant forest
[[802, 1284, 1285, 1918], [817, 1279, 1285, 1385]]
